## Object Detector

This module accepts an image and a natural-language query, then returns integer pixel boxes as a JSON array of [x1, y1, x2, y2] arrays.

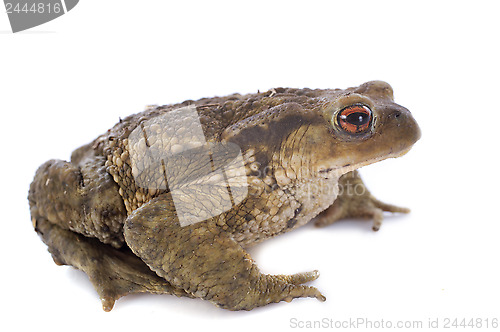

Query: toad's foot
[[315, 170, 410, 231], [34, 217, 193, 311], [124, 194, 325, 310]]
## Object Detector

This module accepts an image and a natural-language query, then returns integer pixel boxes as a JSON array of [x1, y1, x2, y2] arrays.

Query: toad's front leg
[[315, 170, 410, 231], [124, 193, 325, 310]]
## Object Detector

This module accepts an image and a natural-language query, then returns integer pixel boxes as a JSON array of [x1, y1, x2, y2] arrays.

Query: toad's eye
[[337, 104, 372, 134]]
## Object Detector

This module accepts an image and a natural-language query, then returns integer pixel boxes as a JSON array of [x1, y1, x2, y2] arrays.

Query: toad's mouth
[[318, 146, 414, 178]]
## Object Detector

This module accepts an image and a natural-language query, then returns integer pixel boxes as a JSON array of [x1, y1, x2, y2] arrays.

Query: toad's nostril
[[393, 111, 402, 118]]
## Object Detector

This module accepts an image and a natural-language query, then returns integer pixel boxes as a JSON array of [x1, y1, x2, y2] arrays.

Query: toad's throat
[[318, 146, 414, 178]]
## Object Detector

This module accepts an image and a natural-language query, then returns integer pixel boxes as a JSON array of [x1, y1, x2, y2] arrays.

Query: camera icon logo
[[128, 105, 249, 227]]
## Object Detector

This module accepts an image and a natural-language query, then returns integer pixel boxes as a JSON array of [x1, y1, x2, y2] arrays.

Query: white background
[[1, 1, 499, 331]]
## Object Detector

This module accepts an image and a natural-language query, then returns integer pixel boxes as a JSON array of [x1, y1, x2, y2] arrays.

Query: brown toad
[[28, 81, 420, 311]]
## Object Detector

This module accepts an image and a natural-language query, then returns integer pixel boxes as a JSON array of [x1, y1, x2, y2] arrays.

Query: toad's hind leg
[[314, 170, 410, 231], [34, 217, 193, 311], [28, 158, 127, 247], [29, 159, 193, 311], [124, 194, 325, 310]]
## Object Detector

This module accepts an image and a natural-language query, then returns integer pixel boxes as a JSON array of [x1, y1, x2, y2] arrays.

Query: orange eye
[[337, 104, 372, 134]]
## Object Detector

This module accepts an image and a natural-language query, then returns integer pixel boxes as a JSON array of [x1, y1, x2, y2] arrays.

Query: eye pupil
[[345, 112, 369, 126]]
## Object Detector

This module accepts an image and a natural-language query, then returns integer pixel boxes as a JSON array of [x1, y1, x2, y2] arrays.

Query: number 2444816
[[5, 2, 62, 14]]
